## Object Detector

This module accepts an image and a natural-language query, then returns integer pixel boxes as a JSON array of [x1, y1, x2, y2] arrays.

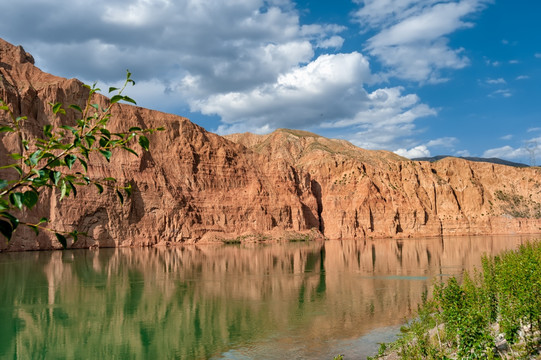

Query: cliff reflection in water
[[0, 235, 533, 359]]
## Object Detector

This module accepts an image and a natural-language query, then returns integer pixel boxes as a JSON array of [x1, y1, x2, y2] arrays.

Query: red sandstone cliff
[[226, 129, 541, 239], [1, 38, 540, 250], [0, 39, 318, 250]]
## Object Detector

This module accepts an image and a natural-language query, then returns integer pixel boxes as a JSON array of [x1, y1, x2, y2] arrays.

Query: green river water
[[0, 235, 536, 359]]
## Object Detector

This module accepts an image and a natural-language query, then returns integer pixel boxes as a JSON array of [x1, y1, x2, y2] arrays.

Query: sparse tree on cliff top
[[0, 71, 163, 248]]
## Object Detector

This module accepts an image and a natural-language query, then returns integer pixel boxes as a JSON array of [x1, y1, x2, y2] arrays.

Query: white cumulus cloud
[[395, 145, 431, 158], [1, 0, 473, 153], [485, 78, 506, 85], [193, 52, 373, 132], [353, 0, 491, 83], [482, 146, 526, 159]]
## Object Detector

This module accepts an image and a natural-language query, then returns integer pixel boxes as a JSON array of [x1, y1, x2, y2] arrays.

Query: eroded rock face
[[0, 39, 319, 251], [1, 38, 540, 251], [226, 130, 541, 240]]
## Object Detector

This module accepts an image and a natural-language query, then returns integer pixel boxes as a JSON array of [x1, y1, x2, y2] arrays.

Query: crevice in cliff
[[394, 210, 403, 233], [311, 179, 324, 234], [369, 207, 374, 232], [433, 184, 438, 215], [450, 186, 462, 211], [290, 166, 302, 196]]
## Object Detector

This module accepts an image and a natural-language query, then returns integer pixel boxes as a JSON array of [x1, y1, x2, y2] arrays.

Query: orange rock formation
[[1, 38, 540, 250]]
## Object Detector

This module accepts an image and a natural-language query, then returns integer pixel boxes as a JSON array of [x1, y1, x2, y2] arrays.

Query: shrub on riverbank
[[370, 240, 541, 359]]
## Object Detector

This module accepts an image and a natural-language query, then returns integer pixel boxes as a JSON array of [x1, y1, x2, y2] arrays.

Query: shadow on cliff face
[[311, 179, 324, 233], [129, 182, 145, 225], [301, 203, 319, 230]]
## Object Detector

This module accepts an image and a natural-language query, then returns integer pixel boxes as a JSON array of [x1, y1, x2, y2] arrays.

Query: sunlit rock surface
[[227, 130, 541, 240], [1, 37, 540, 250]]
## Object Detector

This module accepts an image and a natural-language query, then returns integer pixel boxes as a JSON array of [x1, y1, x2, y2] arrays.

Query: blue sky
[[1, 0, 540, 163]]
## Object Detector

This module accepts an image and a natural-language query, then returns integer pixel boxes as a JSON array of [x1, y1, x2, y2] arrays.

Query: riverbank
[[369, 240, 541, 359]]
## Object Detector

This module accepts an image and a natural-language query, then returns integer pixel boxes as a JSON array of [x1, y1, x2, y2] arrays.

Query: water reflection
[[0, 235, 535, 359]]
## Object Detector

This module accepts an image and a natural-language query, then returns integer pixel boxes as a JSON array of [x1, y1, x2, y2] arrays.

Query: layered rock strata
[[0, 39, 318, 250], [226, 130, 541, 240], [1, 38, 540, 250]]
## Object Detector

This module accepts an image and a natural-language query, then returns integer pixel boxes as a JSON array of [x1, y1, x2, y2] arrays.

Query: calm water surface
[[0, 235, 536, 359]]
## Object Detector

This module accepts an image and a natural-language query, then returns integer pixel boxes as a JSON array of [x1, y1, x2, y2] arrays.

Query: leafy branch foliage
[[370, 241, 541, 360], [0, 71, 163, 247]]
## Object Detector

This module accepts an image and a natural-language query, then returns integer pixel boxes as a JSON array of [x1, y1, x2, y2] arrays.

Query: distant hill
[[413, 156, 529, 168]]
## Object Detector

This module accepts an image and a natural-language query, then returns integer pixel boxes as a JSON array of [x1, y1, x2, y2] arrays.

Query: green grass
[[369, 240, 541, 360]]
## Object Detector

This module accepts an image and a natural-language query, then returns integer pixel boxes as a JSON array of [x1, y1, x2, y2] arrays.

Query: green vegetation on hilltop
[[370, 241, 541, 359]]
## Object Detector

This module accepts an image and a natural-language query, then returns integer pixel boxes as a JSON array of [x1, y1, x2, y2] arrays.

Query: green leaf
[[43, 124, 53, 138], [67, 180, 77, 197], [68, 104, 83, 113], [38, 217, 48, 224], [65, 154, 77, 169], [157, 127, 165, 131], [9, 192, 23, 210], [50, 143, 71, 151], [138, 135, 149, 151], [55, 233, 67, 249], [60, 125, 76, 133], [0, 126, 15, 132], [122, 146, 138, 157], [2, 212, 19, 231], [103, 177, 117, 182], [78, 157, 88, 172], [108, 87, 119, 93], [79, 146, 90, 159], [50, 171, 62, 186], [128, 126, 142, 132], [31, 169, 49, 187], [15, 116, 27, 123], [69, 230, 80, 243], [0, 179, 8, 190], [94, 183, 104, 194], [0, 199, 9, 211], [29, 150, 43, 166], [91, 103, 99, 111], [99, 137, 109, 148], [110, 95, 123, 104], [51, 102, 66, 115], [8, 153, 23, 160], [122, 96, 136, 105], [124, 184, 132, 197], [27, 224, 39, 236], [60, 180, 68, 201], [0, 163, 20, 170], [0, 220, 13, 241], [48, 158, 63, 167], [116, 190, 124, 204], [100, 128, 111, 138], [0, 105, 9, 111], [99, 150, 112, 162], [85, 134, 96, 147], [22, 191, 39, 209]]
